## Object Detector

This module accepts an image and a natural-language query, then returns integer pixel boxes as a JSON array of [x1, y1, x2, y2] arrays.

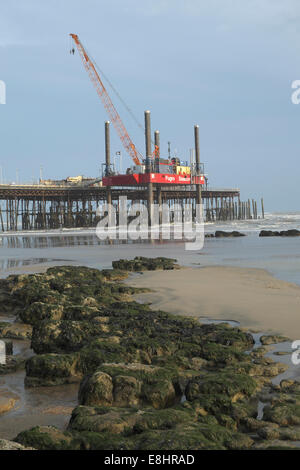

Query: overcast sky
[[0, 0, 299, 211]]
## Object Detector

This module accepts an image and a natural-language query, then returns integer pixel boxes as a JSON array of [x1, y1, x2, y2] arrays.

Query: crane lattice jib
[[70, 34, 141, 166]]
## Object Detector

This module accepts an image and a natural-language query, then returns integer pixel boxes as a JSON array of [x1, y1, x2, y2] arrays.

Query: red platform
[[102, 174, 205, 186]]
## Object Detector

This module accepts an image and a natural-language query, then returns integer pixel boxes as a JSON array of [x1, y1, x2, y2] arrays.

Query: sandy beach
[[128, 266, 300, 340]]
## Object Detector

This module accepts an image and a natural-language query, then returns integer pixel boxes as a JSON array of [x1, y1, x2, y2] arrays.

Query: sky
[[0, 0, 300, 211]]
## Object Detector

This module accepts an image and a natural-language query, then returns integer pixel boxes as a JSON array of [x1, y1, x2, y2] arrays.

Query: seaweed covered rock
[[3, 261, 290, 449], [0, 439, 35, 450], [215, 231, 246, 238], [16, 404, 254, 450], [25, 353, 81, 387], [15, 426, 75, 451], [20, 302, 65, 325], [31, 320, 110, 354], [78, 371, 113, 406], [259, 229, 300, 237], [78, 363, 178, 409], [185, 370, 257, 415], [260, 378, 300, 428], [280, 379, 300, 393], [7, 266, 129, 323], [257, 426, 280, 440], [15, 416, 254, 451], [197, 323, 254, 350], [112, 256, 178, 271], [260, 335, 289, 346], [263, 401, 300, 426], [0, 321, 32, 340]]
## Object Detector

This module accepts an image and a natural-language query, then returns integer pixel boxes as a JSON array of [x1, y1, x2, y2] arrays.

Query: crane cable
[[73, 42, 156, 152], [91, 53, 157, 150]]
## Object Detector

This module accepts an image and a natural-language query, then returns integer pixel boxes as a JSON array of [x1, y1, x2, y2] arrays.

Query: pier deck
[[0, 184, 240, 200]]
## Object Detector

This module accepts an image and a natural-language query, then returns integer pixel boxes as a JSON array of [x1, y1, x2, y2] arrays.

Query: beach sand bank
[[128, 266, 300, 340]]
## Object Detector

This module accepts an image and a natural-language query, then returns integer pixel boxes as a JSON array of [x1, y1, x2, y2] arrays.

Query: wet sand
[[0, 307, 78, 440], [0, 370, 78, 440], [128, 266, 300, 340]]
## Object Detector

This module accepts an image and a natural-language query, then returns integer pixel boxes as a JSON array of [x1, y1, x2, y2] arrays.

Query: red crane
[[70, 33, 142, 166]]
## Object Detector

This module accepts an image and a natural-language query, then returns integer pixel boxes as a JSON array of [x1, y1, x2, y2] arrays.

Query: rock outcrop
[[215, 231, 246, 238], [205, 231, 246, 238], [259, 229, 300, 237], [112, 256, 179, 271], [0, 259, 294, 450]]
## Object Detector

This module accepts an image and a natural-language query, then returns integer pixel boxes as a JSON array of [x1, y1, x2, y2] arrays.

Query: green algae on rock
[[16, 406, 254, 450], [0, 322, 32, 340], [260, 335, 290, 346], [0, 259, 295, 450], [112, 256, 179, 271], [0, 439, 34, 450]]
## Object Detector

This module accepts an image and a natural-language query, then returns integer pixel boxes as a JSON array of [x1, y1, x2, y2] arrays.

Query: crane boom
[[70, 34, 142, 166]]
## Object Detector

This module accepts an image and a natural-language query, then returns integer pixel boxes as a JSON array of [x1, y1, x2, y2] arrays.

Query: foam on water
[[206, 211, 300, 234]]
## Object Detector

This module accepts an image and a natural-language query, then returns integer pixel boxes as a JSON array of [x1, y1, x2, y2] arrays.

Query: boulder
[[215, 231, 246, 238], [15, 426, 74, 451], [78, 371, 113, 406], [280, 229, 300, 237], [186, 371, 257, 406], [112, 256, 178, 271], [263, 402, 300, 426], [259, 230, 281, 237], [280, 380, 300, 393], [78, 363, 178, 409], [260, 335, 289, 345], [0, 439, 34, 450], [20, 302, 64, 325], [259, 229, 300, 237], [142, 379, 176, 409], [0, 322, 32, 340], [25, 353, 80, 387], [31, 320, 108, 354], [66, 405, 254, 450], [257, 426, 280, 440], [113, 375, 141, 406], [242, 417, 279, 432]]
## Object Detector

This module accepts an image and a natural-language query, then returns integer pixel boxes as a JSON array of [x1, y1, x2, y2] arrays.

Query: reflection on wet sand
[[0, 370, 78, 440], [0, 335, 78, 440], [0, 234, 103, 249], [0, 258, 69, 271], [0, 233, 172, 249]]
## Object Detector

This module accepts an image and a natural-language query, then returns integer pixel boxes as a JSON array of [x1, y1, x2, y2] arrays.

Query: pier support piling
[[145, 110, 153, 229]]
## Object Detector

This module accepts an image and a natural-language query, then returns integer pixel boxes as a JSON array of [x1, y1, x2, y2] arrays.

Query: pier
[[0, 183, 261, 232], [0, 113, 263, 233]]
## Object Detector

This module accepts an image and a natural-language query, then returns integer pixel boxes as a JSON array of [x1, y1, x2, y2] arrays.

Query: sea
[[0, 212, 300, 285]]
